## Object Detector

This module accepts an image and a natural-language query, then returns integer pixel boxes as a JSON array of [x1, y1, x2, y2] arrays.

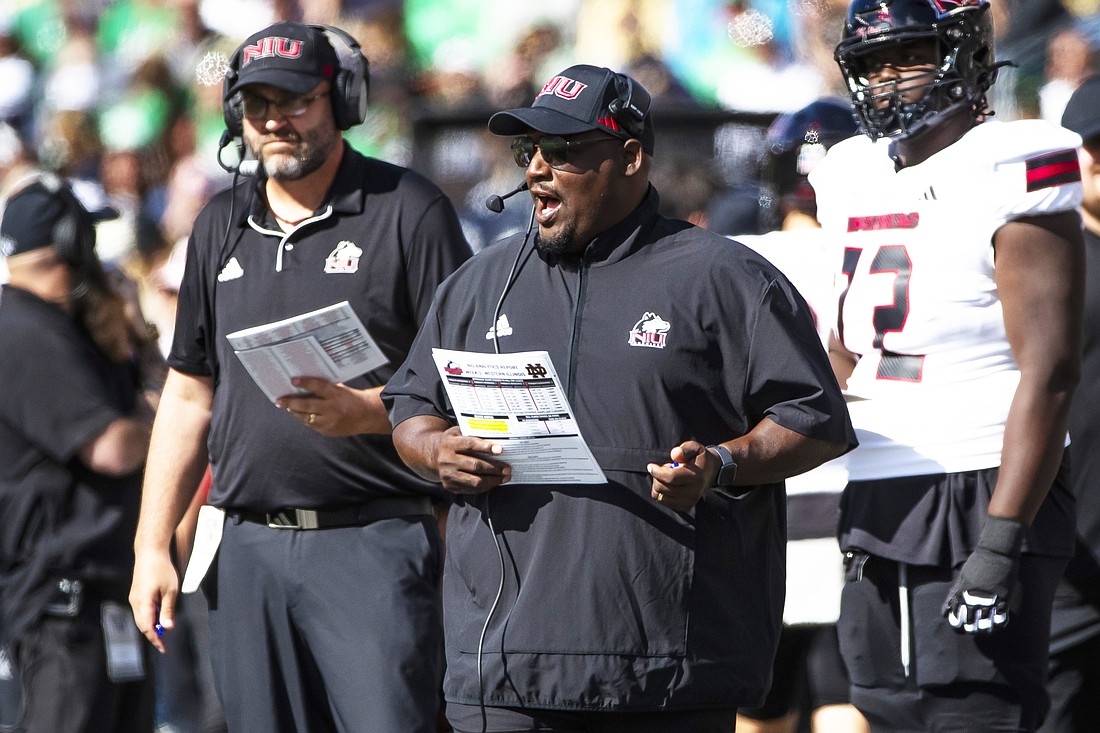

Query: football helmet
[[834, 0, 998, 140], [760, 97, 858, 227]]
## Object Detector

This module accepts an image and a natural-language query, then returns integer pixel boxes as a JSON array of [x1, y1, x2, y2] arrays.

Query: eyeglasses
[[240, 91, 329, 120], [510, 135, 618, 169]]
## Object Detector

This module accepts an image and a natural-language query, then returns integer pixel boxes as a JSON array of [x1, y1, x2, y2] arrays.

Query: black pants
[[838, 553, 1065, 732], [205, 514, 444, 733], [446, 703, 738, 732], [9, 610, 154, 733], [1038, 630, 1100, 733], [738, 623, 851, 721]]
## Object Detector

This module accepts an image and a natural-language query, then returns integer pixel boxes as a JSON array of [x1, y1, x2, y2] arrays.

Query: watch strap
[[706, 444, 737, 488]]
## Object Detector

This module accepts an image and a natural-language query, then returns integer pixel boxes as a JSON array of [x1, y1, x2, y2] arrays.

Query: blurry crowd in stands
[[2, 1, 1100, 731], [3, 0, 1100, 275]]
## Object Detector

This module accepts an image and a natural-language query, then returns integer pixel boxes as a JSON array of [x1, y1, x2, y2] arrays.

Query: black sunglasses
[[510, 135, 618, 169]]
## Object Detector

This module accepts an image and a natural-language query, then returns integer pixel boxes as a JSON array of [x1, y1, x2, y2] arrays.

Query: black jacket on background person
[[0, 285, 143, 643]]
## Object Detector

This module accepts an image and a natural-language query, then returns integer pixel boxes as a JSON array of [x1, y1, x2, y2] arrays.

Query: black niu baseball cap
[[489, 64, 655, 154], [1062, 74, 1100, 145], [226, 22, 339, 97]]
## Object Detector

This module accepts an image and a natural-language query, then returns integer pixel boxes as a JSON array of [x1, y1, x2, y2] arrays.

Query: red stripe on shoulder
[[1025, 149, 1081, 192]]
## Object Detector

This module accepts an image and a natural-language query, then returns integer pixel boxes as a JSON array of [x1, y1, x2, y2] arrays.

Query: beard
[[534, 228, 576, 256], [246, 123, 340, 181]]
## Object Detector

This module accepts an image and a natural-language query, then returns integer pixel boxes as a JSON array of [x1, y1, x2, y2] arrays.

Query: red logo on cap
[[597, 117, 621, 131], [930, 0, 980, 11], [538, 76, 587, 101], [242, 36, 304, 65]]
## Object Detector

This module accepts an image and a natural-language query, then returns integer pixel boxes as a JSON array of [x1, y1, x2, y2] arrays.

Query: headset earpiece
[[222, 47, 245, 138], [608, 75, 651, 140], [52, 214, 79, 266], [50, 186, 96, 269], [313, 24, 370, 131]]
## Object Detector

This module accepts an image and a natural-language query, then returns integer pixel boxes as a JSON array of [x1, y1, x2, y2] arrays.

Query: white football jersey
[[737, 229, 849, 626], [735, 228, 850, 493], [735, 228, 840, 350], [810, 119, 1082, 480]]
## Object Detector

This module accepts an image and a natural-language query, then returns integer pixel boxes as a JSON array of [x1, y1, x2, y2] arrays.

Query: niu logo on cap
[[242, 37, 303, 65], [538, 76, 587, 101]]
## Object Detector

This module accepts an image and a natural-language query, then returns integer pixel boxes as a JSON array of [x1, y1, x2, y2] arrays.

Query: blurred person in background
[[1038, 27, 1095, 124], [0, 19, 35, 137], [985, 0, 1075, 118], [735, 97, 868, 733], [1036, 73, 1100, 733], [0, 121, 35, 217], [483, 23, 565, 110], [714, 1, 828, 113], [0, 177, 155, 733], [0, 118, 33, 733]]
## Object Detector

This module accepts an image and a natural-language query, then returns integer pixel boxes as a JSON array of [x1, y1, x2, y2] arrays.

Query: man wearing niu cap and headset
[[0, 179, 155, 732], [1038, 75, 1100, 733], [128, 20, 470, 733], [382, 64, 857, 732]]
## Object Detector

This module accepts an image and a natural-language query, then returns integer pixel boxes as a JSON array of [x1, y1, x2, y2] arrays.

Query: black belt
[[230, 496, 433, 530]]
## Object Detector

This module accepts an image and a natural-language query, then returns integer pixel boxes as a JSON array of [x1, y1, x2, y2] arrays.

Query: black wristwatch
[[706, 444, 738, 489]]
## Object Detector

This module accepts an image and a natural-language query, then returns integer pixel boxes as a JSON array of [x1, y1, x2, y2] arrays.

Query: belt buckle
[[266, 508, 320, 530]]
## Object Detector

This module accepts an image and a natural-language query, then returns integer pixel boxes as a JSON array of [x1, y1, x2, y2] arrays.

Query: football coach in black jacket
[[383, 65, 857, 733]]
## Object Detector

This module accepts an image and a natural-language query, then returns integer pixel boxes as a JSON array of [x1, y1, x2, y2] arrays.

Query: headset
[[52, 186, 97, 270], [607, 73, 651, 141], [221, 24, 370, 137]]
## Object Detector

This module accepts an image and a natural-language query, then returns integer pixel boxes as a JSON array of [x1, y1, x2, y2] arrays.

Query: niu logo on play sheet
[[242, 37, 303, 65]]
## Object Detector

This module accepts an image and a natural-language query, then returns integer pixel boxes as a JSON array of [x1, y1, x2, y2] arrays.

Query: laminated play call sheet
[[431, 349, 606, 485]]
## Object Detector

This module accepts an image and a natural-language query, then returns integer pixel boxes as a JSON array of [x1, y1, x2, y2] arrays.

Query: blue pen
[[155, 622, 164, 637]]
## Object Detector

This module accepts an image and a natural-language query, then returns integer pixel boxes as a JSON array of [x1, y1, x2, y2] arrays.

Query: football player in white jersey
[[810, 1, 1084, 730], [736, 99, 869, 733]]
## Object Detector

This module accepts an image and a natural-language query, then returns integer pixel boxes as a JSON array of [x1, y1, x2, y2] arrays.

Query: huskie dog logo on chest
[[628, 312, 671, 349], [325, 241, 363, 274]]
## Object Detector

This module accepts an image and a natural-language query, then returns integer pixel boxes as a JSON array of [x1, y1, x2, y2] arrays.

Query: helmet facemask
[[835, 0, 998, 141]]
